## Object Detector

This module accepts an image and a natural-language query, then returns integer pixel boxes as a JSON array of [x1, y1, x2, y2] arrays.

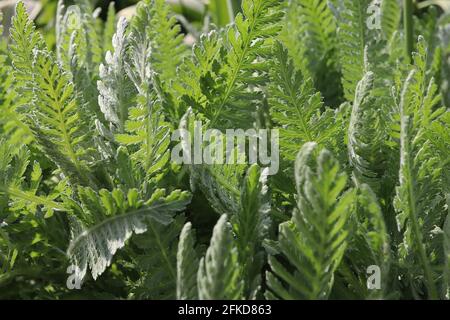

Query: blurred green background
[[0, 1, 243, 32], [1, 0, 449, 45], [0, 0, 249, 49]]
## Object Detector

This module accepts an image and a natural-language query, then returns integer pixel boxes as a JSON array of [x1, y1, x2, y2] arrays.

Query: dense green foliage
[[0, 0, 449, 300]]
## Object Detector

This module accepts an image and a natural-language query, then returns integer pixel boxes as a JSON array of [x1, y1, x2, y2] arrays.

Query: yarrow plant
[[0, 0, 449, 300]]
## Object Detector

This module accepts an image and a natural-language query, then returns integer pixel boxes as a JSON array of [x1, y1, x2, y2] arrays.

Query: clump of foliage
[[0, 0, 449, 300]]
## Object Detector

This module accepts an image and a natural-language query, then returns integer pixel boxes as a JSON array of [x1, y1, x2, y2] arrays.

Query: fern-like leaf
[[103, 2, 117, 56], [180, 0, 283, 129], [197, 214, 243, 299], [147, 0, 187, 86], [268, 42, 340, 162], [281, 0, 342, 105], [115, 14, 171, 177], [176, 222, 199, 300], [381, 0, 401, 41], [179, 109, 247, 216], [10, 2, 96, 187], [126, 0, 188, 121], [343, 184, 391, 299], [232, 164, 271, 298], [348, 71, 390, 194], [128, 215, 185, 299], [394, 67, 445, 299], [67, 188, 191, 284], [98, 17, 137, 133], [9, 2, 44, 84], [338, 0, 370, 101], [266, 142, 355, 299]]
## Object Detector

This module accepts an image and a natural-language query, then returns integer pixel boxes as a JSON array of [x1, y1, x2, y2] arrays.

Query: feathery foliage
[[269, 42, 341, 162], [348, 71, 390, 194], [0, 0, 449, 301], [232, 164, 271, 298], [67, 188, 190, 283], [337, 0, 370, 101], [98, 17, 137, 133], [10, 2, 96, 188], [266, 142, 355, 299], [176, 222, 199, 300], [197, 214, 242, 299], [381, 0, 401, 41], [281, 0, 341, 105], [179, 0, 284, 129]]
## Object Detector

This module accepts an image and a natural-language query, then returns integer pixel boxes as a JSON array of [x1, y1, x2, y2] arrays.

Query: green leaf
[[344, 184, 391, 299], [280, 0, 341, 105], [268, 42, 340, 162], [232, 164, 270, 298], [180, 0, 283, 130], [337, 0, 370, 101], [98, 17, 137, 133], [197, 214, 243, 299], [103, 2, 117, 55], [10, 3, 97, 187], [381, 0, 401, 41], [176, 222, 199, 300], [443, 205, 450, 299], [266, 142, 355, 299], [348, 71, 390, 194], [394, 64, 444, 299], [67, 188, 191, 284], [129, 214, 185, 299]]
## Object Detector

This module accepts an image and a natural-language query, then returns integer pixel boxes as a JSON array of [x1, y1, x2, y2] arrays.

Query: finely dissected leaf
[[10, 2, 97, 187], [128, 0, 188, 121], [281, 0, 336, 74], [9, 2, 44, 85], [232, 164, 271, 298], [197, 214, 243, 299], [103, 2, 117, 55], [381, 0, 401, 41], [394, 68, 445, 299], [116, 13, 171, 177], [180, 0, 284, 129], [98, 17, 137, 133], [30, 51, 97, 186], [74, 0, 103, 71], [191, 162, 246, 217], [176, 222, 199, 300], [0, 141, 63, 212], [67, 189, 191, 283], [1, 0, 450, 302], [56, 0, 103, 74], [269, 42, 341, 162], [348, 71, 390, 193], [55, 0, 103, 123], [179, 109, 246, 216], [344, 184, 391, 299], [337, 0, 370, 101], [129, 215, 185, 299], [146, 0, 187, 87], [266, 142, 355, 299], [281, 0, 341, 105], [0, 12, 27, 144]]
